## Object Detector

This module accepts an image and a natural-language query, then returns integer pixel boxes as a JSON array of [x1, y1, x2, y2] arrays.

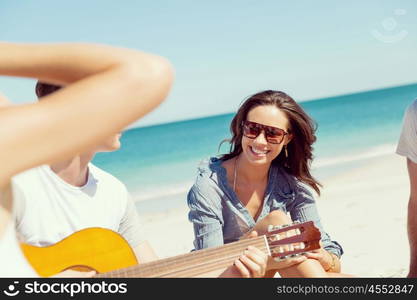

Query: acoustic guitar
[[21, 221, 321, 277]]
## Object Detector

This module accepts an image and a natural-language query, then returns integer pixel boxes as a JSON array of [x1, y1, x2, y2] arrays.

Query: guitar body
[[20, 227, 138, 277]]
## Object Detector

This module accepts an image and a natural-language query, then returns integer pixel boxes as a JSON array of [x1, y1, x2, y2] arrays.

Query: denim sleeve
[[288, 182, 344, 258], [187, 182, 224, 250]]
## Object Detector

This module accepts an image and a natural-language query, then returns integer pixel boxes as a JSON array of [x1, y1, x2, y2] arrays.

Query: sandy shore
[[138, 153, 410, 277], [317, 153, 410, 277]]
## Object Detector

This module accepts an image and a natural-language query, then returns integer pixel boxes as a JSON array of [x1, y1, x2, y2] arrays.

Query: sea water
[[93, 83, 417, 213]]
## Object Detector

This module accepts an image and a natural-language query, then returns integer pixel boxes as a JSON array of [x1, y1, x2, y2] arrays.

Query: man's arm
[[133, 241, 159, 264], [407, 158, 417, 277], [118, 195, 159, 263], [133, 241, 159, 263], [0, 92, 10, 106], [0, 42, 173, 186]]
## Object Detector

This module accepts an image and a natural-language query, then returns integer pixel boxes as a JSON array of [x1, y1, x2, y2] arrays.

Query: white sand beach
[[317, 153, 410, 277], [139, 153, 410, 277]]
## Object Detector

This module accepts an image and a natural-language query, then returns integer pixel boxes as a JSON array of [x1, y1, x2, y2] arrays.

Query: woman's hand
[[267, 254, 307, 271], [241, 227, 308, 272], [235, 245, 268, 277], [220, 245, 268, 278], [303, 247, 334, 271]]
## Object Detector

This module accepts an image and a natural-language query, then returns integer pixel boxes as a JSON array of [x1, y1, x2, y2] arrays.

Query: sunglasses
[[242, 120, 289, 144]]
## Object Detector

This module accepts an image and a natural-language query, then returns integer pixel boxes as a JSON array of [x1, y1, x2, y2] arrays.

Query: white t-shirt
[[12, 164, 144, 249], [0, 184, 37, 277], [397, 100, 417, 163], [0, 220, 38, 277]]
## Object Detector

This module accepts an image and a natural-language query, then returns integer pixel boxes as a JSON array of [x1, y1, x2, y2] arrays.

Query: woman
[[0, 42, 266, 278], [187, 90, 345, 277]]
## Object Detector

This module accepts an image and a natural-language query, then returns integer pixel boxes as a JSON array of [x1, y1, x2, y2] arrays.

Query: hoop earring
[[284, 145, 290, 168]]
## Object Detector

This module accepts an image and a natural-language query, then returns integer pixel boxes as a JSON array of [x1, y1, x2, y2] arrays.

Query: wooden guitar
[[20, 221, 321, 277]]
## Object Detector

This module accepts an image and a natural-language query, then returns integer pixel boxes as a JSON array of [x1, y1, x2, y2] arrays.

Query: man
[[0, 41, 173, 277], [396, 99, 417, 278], [12, 82, 158, 264]]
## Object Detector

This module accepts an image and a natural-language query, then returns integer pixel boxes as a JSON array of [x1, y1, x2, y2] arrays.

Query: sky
[[0, 0, 416, 127]]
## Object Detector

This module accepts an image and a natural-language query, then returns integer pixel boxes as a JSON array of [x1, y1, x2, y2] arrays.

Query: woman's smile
[[249, 145, 270, 157]]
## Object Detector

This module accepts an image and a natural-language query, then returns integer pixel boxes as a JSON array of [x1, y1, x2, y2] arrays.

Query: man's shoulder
[[12, 165, 47, 186]]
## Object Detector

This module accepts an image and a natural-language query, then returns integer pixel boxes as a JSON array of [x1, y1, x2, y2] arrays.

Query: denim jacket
[[187, 157, 343, 257]]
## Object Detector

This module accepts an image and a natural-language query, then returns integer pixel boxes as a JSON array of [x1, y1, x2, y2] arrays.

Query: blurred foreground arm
[[0, 92, 10, 105], [0, 42, 173, 186]]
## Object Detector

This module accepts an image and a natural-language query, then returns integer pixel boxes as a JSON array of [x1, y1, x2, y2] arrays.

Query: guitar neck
[[95, 236, 270, 278]]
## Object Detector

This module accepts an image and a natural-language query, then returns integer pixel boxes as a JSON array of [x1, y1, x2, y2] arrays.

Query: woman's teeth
[[251, 146, 269, 156]]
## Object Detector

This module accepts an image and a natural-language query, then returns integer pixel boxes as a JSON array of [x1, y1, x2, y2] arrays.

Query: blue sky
[[0, 0, 416, 127]]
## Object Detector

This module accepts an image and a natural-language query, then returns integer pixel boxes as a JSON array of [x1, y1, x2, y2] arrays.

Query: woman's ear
[[284, 133, 293, 145]]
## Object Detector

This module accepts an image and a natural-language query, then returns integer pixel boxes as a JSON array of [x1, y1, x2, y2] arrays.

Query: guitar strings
[[97, 236, 268, 278], [96, 227, 315, 278]]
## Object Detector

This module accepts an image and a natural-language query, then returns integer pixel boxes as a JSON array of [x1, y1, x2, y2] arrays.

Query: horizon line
[[129, 80, 417, 130]]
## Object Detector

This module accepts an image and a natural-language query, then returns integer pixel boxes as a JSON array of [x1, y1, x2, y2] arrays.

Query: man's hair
[[35, 81, 62, 98]]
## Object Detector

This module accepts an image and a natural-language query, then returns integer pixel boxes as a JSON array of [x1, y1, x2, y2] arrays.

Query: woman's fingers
[[233, 258, 251, 278], [241, 246, 267, 277], [240, 229, 258, 240], [248, 230, 258, 238], [238, 255, 262, 277], [235, 246, 268, 278], [303, 252, 321, 260], [268, 254, 307, 270]]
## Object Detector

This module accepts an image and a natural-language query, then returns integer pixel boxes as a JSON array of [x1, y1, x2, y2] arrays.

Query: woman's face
[[240, 105, 292, 167]]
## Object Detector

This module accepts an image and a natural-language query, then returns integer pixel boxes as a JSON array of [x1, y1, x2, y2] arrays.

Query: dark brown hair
[[220, 90, 322, 195], [35, 81, 62, 98]]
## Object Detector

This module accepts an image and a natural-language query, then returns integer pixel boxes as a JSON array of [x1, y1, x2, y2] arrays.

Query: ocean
[[92, 83, 417, 213]]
